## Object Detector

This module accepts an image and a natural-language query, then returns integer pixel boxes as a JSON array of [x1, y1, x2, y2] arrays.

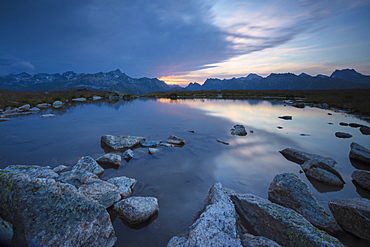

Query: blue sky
[[1, 0, 369, 85]]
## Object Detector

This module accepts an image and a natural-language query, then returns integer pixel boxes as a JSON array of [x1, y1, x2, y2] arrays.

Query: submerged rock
[[230, 193, 344, 247], [167, 183, 243, 247], [352, 170, 370, 191], [107, 176, 137, 198], [268, 173, 342, 235], [280, 147, 337, 167], [335, 132, 352, 138], [166, 135, 185, 146], [329, 198, 370, 240], [114, 196, 158, 224], [302, 160, 345, 186], [231, 124, 247, 136], [0, 168, 116, 246], [140, 140, 161, 147], [349, 142, 370, 164], [122, 149, 134, 161], [73, 156, 104, 176], [216, 138, 229, 145], [96, 153, 122, 167], [79, 180, 121, 208], [101, 135, 145, 152]]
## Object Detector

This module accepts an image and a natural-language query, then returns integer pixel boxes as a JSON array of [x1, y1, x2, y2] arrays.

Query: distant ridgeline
[[1, 68, 370, 95]]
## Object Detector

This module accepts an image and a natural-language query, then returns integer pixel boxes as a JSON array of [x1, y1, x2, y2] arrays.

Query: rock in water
[[166, 135, 185, 146], [122, 149, 134, 161], [268, 173, 342, 235], [278, 116, 292, 120], [301, 160, 345, 187], [73, 156, 104, 176], [231, 124, 247, 136], [52, 100, 63, 108], [360, 126, 370, 135], [79, 180, 121, 208], [335, 132, 352, 138], [96, 153, 122, 167], [329, 198, 370, 240], [230, 193, 344, 247], [349, 142, 370, 164], [167, 183, 243, 247], [148, 148, 159, 155], [114, 196, 158, 224], [352, 170, 370, 191], [0, 168, 116, 246], [280, 147, 337, 167], [107, 176, 137, 198], [101, 135, 145, 152]]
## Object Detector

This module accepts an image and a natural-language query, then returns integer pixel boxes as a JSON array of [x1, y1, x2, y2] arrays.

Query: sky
[[1, 0, 370, 86]]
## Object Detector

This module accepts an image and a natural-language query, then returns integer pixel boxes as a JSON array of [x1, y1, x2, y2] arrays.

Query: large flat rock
[[280, 147, 337, 167], [101, 135, 145, 152]]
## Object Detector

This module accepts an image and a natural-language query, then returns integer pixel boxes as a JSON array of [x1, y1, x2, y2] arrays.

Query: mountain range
[[0, 68, 369, 94]]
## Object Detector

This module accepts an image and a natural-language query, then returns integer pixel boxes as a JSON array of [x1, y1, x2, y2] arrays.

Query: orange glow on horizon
[[159, 75, 191, 86]]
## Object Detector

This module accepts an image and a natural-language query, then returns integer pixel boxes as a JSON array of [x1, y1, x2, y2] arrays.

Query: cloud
[[0, 56, 35, 75]]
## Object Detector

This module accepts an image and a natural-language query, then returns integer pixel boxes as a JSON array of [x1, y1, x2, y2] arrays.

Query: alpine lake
[[1, 97, 369, 247]]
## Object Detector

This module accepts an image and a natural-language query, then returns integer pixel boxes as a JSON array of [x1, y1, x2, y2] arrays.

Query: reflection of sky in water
[[1, 98, 369, 247]]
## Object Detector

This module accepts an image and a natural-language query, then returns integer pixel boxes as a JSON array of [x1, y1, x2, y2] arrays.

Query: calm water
[[1, 98, 369, 246]]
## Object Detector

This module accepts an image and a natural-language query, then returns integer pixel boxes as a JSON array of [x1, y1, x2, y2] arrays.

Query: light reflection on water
[[0, 98, 369, 247]]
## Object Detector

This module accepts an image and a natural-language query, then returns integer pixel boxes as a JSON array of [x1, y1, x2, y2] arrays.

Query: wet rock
[[122, 149, 134, 161], [0, 216, 13, 245], [73, 156, 104, 176], [231, 124, 247, 136], [278, 116, 292, 120], [350, 142, 370, 164], [140, 140, 161, 147], [96, 153, 122, 167], [72, 97, 86, 102], [360, 126, 370, 135], [335, 132, 352, 138], [36, 103, 51, 108], [40, 113, 56, 118], [56, 169, 99, 188], [4, 165, 58, 179], [18, 104, 30, 111], [328, 113, 332, 115], [148, 148, 159, 155], [52, 100, 63, 108], [107, 176, 137, 198], [0, 168, 117, 246], [352, 170, 370, 191], [159, 143, 176, 148], [167, 183, 243, 247], [29, 107, 40, 112], [79, 180, 121, 208], [339, 122, 349, 126], [216, 138, 229, 145], [114, 196, 159, 224], [166, 135, 185, 146], [230, 193, 344, 247], [268, 173, 342, 235], [241, 233, 281, 247], [52, 165, 68, 173], [101, 135, 145, 152], [349, 123, 363, 128], [277, 126, 283, 129], [302, 160, 345, 187], [329, 198, 370, 240], [279, 147, 337, 167]]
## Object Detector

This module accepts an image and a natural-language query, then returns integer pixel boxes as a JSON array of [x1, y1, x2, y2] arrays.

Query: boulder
[[18, 104, 30, 111], [0, 216, 13, 246], [230, 193, 344, 247], [52, 100, 63, 108], [241, 233, 281, 247], [166, 135, 185, 146], [360, 126, 370, 135], [349, 142, 370, 164], [140, 140, 161, 147], [101, 135, 145, 152], [335, 132, 352, 138], [122, 149, 134, 161], [352, 170, 370, 191], [0, 168, 116, 246], [79, 180, 121, 208], [72, 156, 104, 176], [114, 196, 159, 224], [167, 183, 243, 247], [148, 148, 159, 155], [3, 165, 58, 179], [56, 169, 99, 188], [301, 160, 345, 186], [53, 165, 68, 173], [268, 173, 342, 235], [231, 124, 247, 136], [278, 116, 292, 120], [107, 176, 137, 198], [329, 198, 370, 240], [279, 147, 337, 167], [339, 122, 349, 126], [96, 153, 122, 167]]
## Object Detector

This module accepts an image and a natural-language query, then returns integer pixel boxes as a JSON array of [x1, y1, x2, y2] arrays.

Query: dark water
[[1, 98, 369, 246]]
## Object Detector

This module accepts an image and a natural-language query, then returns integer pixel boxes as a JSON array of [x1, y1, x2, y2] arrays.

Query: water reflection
[[1, 98, 370, 247]]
